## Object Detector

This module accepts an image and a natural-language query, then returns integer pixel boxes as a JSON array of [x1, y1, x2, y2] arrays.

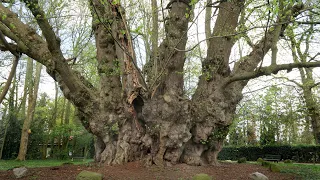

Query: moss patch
[[76, 170, 103, 180], [192, 173, 213, 180]]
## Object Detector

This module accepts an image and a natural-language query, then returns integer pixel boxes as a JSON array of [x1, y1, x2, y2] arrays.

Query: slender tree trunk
[[288, 26, 320, 144], [1, 78, 17, 160], [64, 100, 71, 124], [48, 82, 58, 158], [0, 104, 8, 159], [60, 98, 66, 125], [151, 0, 159, 77], [52, 82, 58, 126], [17, 62, 42, 161], [62, 100, 71, 150], [0, 56, 19, 104], [19, 58, 33, 119], [41, 140, 48, 159], [302, 88, 320, 144], [205, 0, 212, 46]]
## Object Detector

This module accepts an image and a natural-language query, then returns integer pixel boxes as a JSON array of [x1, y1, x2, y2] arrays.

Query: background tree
[[0, 77, 21, 159], [282, 22, 320, 144], [229, 84, 314, 146], [17, 62, 42, 160]]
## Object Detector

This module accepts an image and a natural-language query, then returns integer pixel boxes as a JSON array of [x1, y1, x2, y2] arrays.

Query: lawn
[[278, 163, 320, 180], [231, 160, 320, 180], [0, 159, 93, 170]]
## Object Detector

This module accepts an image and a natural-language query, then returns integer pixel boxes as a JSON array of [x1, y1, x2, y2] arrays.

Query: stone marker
[[13, 167, 28, 179], [192, 173, 213, 180], [249, 172, 269, 180], [76, 170, 103, 180]]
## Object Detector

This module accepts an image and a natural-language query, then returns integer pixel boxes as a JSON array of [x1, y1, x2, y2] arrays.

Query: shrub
[[257, 158, 264, 163], [218, 145, 320, 163], [284, 159, 292, 163], [237, 157, 247, 163], [269, 163, 280, 172], [262, 161, 271, 167]]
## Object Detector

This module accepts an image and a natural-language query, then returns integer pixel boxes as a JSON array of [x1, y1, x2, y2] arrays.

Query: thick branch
[[0, 3, 97, 113], [204, 0, 244, 77], [148, 0, 192, 96], [0, 4, 51, 65], [226, 61, 320, 85], [310, 81, 320, 89], [205, 0, 212, 47], [232, 3, 304, 78], [0, 56, 19, 104], [22, 0, 64, 58], [0, 0, 15, 3], [0, 23, 28, 54], [270, 1, 284, 66], [0, 23, 20, 104], [296, 21, 320, 25]]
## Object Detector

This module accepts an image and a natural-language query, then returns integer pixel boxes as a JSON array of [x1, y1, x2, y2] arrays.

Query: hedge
[[218, 145, 320, 163]]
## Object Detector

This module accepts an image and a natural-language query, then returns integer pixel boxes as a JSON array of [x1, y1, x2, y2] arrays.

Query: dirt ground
[[0, 161, 298, 180]]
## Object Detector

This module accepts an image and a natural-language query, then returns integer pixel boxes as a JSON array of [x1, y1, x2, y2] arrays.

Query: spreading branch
[[310, 81, 320, 89], [0, 2, 97, 113], [0, 0, 15, 3], [0, 28, 19, 56], [0, 55, 19, 104], [226, 61, 320, 85], [296, 21, 320, 25], [230, 3, 305, 85], [22, 0, 64, 58], [272, 75, 303, 88], [0, 25, 20, 104]]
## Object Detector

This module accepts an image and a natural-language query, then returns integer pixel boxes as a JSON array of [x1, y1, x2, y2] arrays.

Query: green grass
[[237, 161, 320, 180], [277, 163, 320, 180], [0, 159, 93, 170]]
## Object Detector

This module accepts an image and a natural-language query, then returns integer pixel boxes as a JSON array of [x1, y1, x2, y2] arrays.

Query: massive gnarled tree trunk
[[0, 0, 316, 165]]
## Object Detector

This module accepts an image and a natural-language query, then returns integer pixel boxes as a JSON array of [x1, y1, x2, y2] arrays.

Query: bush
[[284, 159, 292, 163], [237, 157, 247, 163], [257, 158, 264, 163], [269, 163, 280, 172], [218, 145, 320, 163], [262, 161, 271, 167]]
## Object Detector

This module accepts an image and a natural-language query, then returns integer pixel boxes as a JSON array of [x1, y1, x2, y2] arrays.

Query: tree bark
[[51, 82, 58, 127], [0, 103, 8, 160], [60, 98, 66, 125], [19, 58, 33, 119], [302, 88, 320, 144], [61, 100, 72, 151], [1, 78, 16, 160], [0, 56, 19, 104], [151, 0, 159, 78], [17, 62, 42, 161], [205, 0, 212, 46]]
